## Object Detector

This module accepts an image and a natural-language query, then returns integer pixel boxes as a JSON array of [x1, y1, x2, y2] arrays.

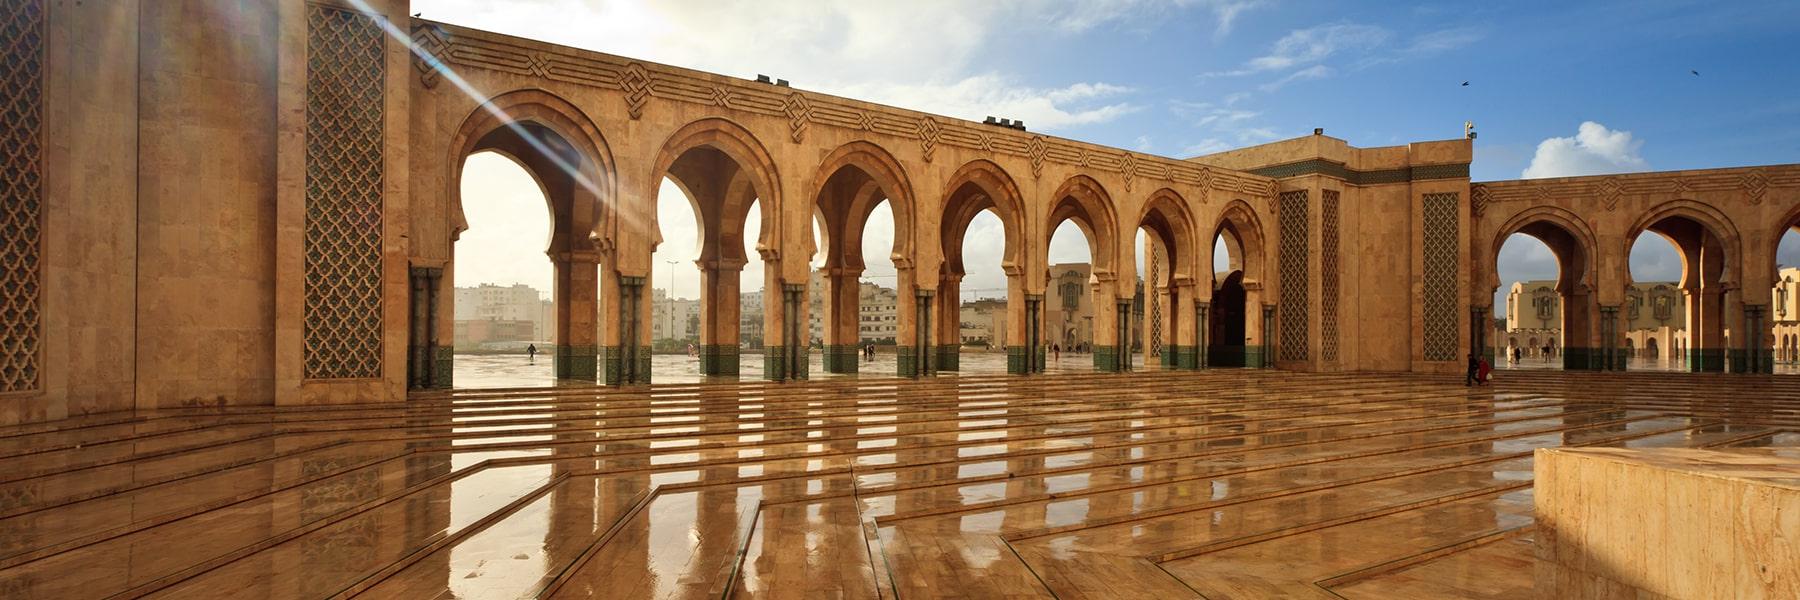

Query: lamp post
[[666, 260, 678, 345]]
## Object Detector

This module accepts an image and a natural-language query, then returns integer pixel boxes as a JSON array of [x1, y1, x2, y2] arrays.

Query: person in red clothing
[[1477, 355, 1492, 384]]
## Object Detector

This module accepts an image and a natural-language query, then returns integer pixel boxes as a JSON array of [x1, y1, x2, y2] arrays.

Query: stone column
[[696, 259, 744, 376], [1685, 286, 1725, 372], [1194, 300, 1210, 370], [1597, 305, 1622, 371], [1245, 282, 1267, 368], [1562, 290, 1597, 370], [552, 254, 600, 381], [759, 260, 788, 381], [1470, 305, 1492, 366], [821, 267, 860, 374], [1158, 283, 1178, 368], [934, 274, 960, 372], [1744, 303, 1773, 374], [1260, 304, 1277, 369], [1005, 270, 1032, 374], [783, 282, 810, 380]]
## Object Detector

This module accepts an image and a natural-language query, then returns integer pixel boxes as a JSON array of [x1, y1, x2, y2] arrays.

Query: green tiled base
[[793, 348, 809, 379], [824, 344, 859, 374], [935, 345, 960, 372], [699, 344, 739, 376], [556, 344, 597, 381], [1161, 345, 1181, 368], [1688, 348, 1724, 372], [1245, 345, 1266, 368], [602, 345, 622, 385], [1006, 346, 1029, 375], [1176, 346, 1199, 370], [432, 346, 454, 388], [896, 345, 917, 378], [1751, 354, 1775, 374], [1094, 346, 1120, 372], [636, 347, 652, 384], [764, 346, 786, 381]]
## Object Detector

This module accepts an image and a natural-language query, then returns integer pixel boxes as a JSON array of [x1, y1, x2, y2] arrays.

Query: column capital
[[547, 249, 603, 264], [695, 257, 749, 272]]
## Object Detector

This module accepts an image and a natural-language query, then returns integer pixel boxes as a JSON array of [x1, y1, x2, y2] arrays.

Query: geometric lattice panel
[[303, 5, 385, 379], [1278, 190, 1309, 362], [1320, 190, 1340, 363], [0, 0, 43, 393], [1422, 192, 1460, 361]]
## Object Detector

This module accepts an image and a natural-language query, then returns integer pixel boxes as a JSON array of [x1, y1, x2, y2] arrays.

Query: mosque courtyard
[[2, 368, 1795, 599]]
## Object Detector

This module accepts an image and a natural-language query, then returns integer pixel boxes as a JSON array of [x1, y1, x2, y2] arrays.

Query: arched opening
[[1047, 220, 1098, 371], [808, 143, 912, 376], [940, 161, 1027, 374], [1627, 208, 1735, 372], [1490, 213, 1594, 370], [1046, 176, 1120, 372], [1767, 220, 1800, 371], [649, 175, 706, 381], [441, 112, 609, 388], [451, 149, 557, 387], [644, 120, 779, 383], [1133, 191, 1194, 370], [1208, 202, 1267, 368]]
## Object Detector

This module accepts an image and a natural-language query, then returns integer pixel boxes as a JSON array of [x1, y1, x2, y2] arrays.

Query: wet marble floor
[[1, 369, 1795, 599]]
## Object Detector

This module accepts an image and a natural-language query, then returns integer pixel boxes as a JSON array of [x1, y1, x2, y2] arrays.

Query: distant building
[[1045, 263, 1096, 349], [1493, 280, 1685, 360], [453, 283, 553, 349], [650, 288, 701, 345]]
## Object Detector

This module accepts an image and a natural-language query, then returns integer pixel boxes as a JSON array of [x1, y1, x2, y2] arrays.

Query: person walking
[[527, 343, 537, 364], [1465, 353, 1480, 386], [1052, 343, 1061, 362], [1477, 355, 1492, 385]]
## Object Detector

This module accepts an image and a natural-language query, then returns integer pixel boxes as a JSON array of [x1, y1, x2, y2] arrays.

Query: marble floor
[[1, 369, 1795, 599]]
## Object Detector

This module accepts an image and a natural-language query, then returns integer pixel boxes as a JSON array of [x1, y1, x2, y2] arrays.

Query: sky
[[434, 0, 1800, 311]]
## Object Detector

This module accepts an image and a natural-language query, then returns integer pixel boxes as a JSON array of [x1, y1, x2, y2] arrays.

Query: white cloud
[[1180, 139, 1232, 156], [1521, 121, 1650, 179], [1259, 64, 1332, 91], [836, 75, 1139, 132], [1205, 23, 1389, 77]]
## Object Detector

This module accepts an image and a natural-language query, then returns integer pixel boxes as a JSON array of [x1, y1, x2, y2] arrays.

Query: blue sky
[[425, 0, 1800, 311]]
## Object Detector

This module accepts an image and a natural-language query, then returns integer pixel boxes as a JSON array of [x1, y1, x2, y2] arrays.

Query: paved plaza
[[1, 369, 1795, 598]]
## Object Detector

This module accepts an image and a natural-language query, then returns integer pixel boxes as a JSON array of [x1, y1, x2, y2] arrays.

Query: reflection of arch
[[650, 117, 782, 262], [808, 141, 915, 269], [940, 160, 1026, 275], [447, 89, 616, 249], [1135, 188, 1197, 284], [1047, 175, 1120, 274]]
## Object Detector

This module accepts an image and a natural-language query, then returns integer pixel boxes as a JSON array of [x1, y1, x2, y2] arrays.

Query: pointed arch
[[1625, 199, 1743, 288], [1136, 188, 1198, 284], [1489, 206, 1599, 296], [941, 159, 1026, 275], [1047, 174, 1120, 275], [447, 88, 615, 250], [1212, 198, 1268, 287], [650, 117, 782, 263]]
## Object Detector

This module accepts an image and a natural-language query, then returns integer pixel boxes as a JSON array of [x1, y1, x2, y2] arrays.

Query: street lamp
[[666, 259, 679, 344]]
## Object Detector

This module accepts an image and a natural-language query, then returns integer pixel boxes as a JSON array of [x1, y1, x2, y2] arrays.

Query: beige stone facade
[[6, 0, 1800, 425]]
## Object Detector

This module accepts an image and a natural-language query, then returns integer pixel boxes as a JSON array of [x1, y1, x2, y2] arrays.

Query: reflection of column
[[553, 255, 600, 381], [697, 259, 744, 376], [1260, 305, 1276, 369], [822, 267, 860, 374], [1116, 299, 1134, 372]]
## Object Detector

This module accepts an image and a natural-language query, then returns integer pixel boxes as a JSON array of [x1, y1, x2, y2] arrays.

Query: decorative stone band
[[1247, 159, 1471, 184]]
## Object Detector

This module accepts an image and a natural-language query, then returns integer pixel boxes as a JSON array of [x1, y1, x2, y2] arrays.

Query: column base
[[824, 344, 859, 374], [432, 346, 454, 388], [1093, 346, 1119, 372], [897, 345, 917, 378], [935, 345, 960, 372], [699, 345, 740, 376], [1245, 345, 1267, 368], [556, 344, 598, 381], [1005, 345, 1029, 375], [764, 346, 786, 381], [636, 347, 652, 383], [1688, 348, 1725, 372], [603, 345, 622, 385], [1161, 346, 1181, 368]]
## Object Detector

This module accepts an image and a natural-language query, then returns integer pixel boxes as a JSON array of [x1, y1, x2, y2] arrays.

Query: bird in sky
[[413, 12, 422, 17], [1461, 81, 1470, 86], [1691, 70, 1700, 76]]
